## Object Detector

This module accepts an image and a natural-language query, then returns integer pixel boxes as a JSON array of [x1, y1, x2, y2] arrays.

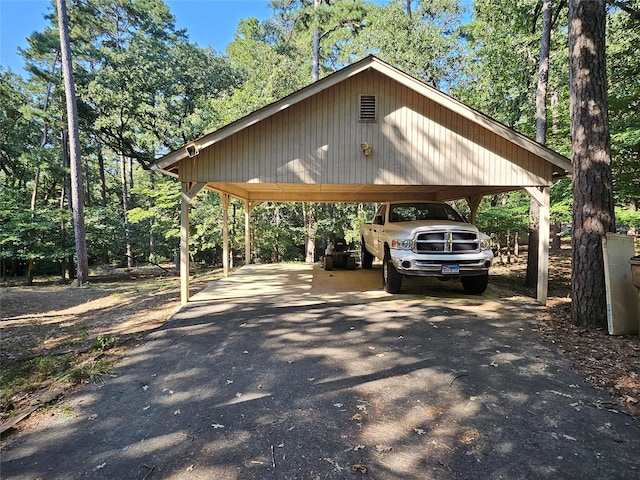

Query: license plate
[[442, 264, 460, 274]]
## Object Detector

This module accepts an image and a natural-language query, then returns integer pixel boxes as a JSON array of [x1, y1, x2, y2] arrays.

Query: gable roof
[[152, 55, 571, 179], [151, 55, 571, 204]]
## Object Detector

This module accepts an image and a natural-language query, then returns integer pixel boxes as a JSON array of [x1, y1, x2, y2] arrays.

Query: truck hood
[[386, 220, 480, 237]]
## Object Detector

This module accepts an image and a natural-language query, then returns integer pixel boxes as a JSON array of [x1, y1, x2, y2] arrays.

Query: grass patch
[[59, 359, 112, 384]]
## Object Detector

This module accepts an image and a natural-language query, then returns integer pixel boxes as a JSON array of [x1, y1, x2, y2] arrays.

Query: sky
[[0, 0, 274, 75]]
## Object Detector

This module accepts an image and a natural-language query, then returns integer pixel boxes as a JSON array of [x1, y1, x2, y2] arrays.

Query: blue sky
[[0, 0, 274, 75]]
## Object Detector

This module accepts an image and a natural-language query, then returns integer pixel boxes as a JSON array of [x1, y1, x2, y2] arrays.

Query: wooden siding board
[[175, 67, 555, 194], [426, 98, 434, 183]]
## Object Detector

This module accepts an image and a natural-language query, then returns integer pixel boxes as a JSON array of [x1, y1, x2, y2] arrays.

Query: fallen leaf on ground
[[414, 428, 426, 435], [459, 428, 480, 445], [351, 413, 364, 421], [352, 464, 368, 474], [375, 444, 393, 453], [322, 457, 343, 471]]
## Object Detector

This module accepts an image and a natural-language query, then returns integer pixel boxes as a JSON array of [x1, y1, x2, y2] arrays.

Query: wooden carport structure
[[151, 55, 571, 305]]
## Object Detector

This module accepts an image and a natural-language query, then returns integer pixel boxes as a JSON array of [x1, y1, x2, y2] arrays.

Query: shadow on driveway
[[2, 264, 639, 479]]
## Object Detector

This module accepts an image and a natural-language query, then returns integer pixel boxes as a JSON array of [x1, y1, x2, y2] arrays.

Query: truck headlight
[[391, 239, 412, 250], [479, 236, 491, 251]]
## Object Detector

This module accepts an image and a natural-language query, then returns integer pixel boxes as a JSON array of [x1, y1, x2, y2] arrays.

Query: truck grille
[[414, 231, 479, 253]]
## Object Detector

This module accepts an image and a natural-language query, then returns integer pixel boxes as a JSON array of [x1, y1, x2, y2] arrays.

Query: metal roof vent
[[359, 95, 377, 122]]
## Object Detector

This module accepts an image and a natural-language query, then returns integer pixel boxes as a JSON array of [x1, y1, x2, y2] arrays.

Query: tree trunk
[[312, 0, 321, 82], [98, 148, 107, 207], [96, 148, 109, 264], [569, 0, 615, 328], [302, 203, 317, 263], [27, 166, 40, 286], [60, 129, 70, 280], [120, 154, 133, 268], [57, 0, 89, 286], [526, 0, 552, 288], [128, 156, 134, 190], [148, 171, 155, 263]]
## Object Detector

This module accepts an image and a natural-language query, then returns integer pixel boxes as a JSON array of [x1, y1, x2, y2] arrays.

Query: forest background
[[1, 0, 639, 291]]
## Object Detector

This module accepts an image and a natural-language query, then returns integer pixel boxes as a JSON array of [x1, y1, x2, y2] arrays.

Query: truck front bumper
[[390, 250, 493, 277]]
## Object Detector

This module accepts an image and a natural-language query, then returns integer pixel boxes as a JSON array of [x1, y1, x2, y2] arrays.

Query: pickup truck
[[360, 201, 493, 294]]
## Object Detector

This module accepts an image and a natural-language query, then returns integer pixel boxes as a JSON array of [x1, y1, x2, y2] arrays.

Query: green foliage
[[476, 193, 529, 239], [550, 178, 573, 225], [339, 0, 465, 88], [90, 334, 119, 352], [251, 202, 306, 263], [608, 6, 640, 206], [0, 187, 73, 264], [616, 206, 640, 231], [456, 0, 571, 151]]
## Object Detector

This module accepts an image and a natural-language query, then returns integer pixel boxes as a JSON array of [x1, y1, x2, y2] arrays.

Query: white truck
[[360, 201, 493, 294]]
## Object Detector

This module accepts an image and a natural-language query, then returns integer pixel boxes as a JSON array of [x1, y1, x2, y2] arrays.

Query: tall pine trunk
[[568, 0, 615, 327], [56, 0, 88, 285]]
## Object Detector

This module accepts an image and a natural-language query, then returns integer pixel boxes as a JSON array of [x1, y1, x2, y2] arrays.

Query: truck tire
[[361, 239, 373, 269], [382, 250, 402, 293], [324, 255, 333, 271], [461, 274, 488, 294]]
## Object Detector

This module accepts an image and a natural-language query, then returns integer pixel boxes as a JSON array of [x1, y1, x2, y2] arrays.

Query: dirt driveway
[[2, 264, 639, 479]]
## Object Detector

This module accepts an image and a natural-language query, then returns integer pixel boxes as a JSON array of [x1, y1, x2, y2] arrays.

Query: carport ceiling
[[152, 55, 571, 203], [206, 182, 519, 203]]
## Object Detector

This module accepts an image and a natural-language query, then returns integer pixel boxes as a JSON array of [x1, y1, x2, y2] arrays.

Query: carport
[[151, 55, 571, 305]]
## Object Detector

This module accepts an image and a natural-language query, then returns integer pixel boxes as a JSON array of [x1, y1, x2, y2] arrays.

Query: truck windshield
[[388, 203, 464, 223]]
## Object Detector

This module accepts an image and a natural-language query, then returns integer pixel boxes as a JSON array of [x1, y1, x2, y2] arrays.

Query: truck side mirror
[[373, 215, 384, 225]]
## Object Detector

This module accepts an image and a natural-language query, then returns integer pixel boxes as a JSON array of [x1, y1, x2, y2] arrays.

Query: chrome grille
[[415, 230, 479, 253]]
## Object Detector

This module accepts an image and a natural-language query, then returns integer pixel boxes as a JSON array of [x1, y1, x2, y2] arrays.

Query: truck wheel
[[361, 240, 373, 269], [461, 274, 488, 294], [382, 251, 403, 293], [324, 255, 333, 271]]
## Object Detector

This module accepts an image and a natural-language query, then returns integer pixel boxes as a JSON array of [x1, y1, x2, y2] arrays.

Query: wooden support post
[[525, 186, 550, 304], [466, 195, 483, 225], [180, 183, 190, 305], [222, 193, 230, 277], [244, 200, 251, 265], [179, 182, 206, 305]]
